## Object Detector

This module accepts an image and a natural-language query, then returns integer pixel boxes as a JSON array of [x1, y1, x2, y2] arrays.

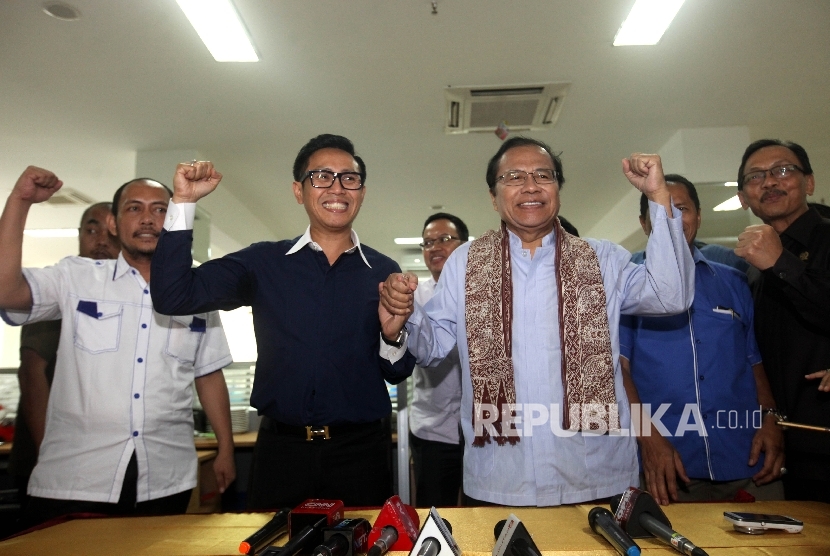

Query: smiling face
[[490, 144, 560, 249], [640, 182, 701, 248], [108, 181, 170, 261], [292, 147, 365, 236], [738, 145, 814, 232], [422, 218, 462, 281]]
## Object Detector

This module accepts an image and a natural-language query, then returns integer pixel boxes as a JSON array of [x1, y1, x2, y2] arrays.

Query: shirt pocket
[[74, 300, 123, 354], [164, 315, 206, 364]]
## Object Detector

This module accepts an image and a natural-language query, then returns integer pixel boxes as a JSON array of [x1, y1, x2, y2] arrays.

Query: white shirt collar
[[112, 252, 148, 286], [286, 226, 372, 268]]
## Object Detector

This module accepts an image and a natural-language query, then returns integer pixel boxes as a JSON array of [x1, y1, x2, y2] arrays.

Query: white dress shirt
[[1, 254, 232, 503], [406, 201, 695, 506], [409, 277, 462, 444]]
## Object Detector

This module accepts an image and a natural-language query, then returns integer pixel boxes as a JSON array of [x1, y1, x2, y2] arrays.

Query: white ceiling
[[2, 0, 829, 269]]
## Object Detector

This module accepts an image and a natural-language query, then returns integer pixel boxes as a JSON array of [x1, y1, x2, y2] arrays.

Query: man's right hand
[[379, 272, 418, 340], [638, 431, 690, 506], [172, 161, 222, 204], [13, 166, 63, 204]]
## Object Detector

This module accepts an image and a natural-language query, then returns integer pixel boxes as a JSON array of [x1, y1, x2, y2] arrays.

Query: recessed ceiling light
[[43, 2, 81, 21], [395, 238, 423, 245], [713, 195, 743, 212], [613, 0, 685, 46], [724, 181, 738, 187], [176, 0, 259, 62]]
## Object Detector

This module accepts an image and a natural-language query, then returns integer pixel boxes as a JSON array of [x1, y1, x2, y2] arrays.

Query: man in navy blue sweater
[[150, 135, 415, 509]]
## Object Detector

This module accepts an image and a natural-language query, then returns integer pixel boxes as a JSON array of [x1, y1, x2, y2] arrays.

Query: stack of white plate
[[206, 406, 249, 434]]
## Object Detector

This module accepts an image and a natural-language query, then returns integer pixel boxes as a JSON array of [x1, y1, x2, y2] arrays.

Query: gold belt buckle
[[305, 425, 330, 441]]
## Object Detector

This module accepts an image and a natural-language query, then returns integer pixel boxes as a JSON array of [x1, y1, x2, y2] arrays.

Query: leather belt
[[261, 416, 383, 441]]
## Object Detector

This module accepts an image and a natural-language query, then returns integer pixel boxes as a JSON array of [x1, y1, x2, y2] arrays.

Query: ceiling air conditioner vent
[[445, 82, 570, 134], [44, 187, 95, 207]]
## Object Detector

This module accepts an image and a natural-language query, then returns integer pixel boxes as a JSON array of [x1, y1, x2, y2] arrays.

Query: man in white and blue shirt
[[0, 168, 234, 526]]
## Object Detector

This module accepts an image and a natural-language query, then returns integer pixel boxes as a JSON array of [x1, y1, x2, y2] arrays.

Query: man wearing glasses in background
[[151, 134, 415, 509], [380, 137, 695, 506], [409, 213, 468, 507], [734, 139, 830, 503]]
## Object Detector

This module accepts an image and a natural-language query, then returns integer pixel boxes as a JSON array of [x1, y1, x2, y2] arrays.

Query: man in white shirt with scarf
[[380, 137, 695, 506]]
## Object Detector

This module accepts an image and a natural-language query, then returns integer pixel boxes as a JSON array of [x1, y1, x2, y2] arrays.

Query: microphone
[[312, 518, 371, 556], [408, 508, 459, 556], [259, 499, 345, 556], [611, 488, 709, 556], [367, 495, 421, 556], [368, 526, 398, 556], [260, 516, 328, 556], [588, 507, 640, 556], [493, 516, 542, 556], [415, 519, 452, 556], [239, 507, 291, 555]]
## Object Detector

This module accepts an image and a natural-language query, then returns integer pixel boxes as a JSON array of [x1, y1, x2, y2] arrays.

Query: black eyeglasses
[[496, 169, 558, 187], [742, 164, 803, 187], [420, 235, 460, 250], [304, 170, 365, 190]]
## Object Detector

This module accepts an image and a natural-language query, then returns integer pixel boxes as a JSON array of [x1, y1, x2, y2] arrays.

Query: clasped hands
[[378, 272, 419, 341]]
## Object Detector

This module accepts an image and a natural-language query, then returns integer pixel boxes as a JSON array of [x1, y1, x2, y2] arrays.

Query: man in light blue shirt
[[381, 137, 695, 506]]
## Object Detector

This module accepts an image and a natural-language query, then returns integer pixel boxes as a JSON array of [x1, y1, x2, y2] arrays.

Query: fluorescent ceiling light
[[613, 0, 686, 46], [724, 181, 738, 187], [24, 228, 79, 238], [713, 195, 743, 212], [176, 0, 259, 62]]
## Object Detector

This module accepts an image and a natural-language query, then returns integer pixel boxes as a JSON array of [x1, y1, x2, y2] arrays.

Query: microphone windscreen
[[494, 519, 507, 539]]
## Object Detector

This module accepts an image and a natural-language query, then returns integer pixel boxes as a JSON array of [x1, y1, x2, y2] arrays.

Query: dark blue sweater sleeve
[[150, 229, 251, 315]]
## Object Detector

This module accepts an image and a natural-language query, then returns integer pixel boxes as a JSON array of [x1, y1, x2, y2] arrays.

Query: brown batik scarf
[[465, 220, 619, 446]]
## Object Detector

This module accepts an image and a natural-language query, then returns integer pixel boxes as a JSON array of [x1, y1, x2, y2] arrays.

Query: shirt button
[[778, 272, 787, 279], [702, 414, 708, 419], [97, 312, 103, 317], [699, 375, 705, 380], [133, 431, 139, 436], [134, 393, 140, 399], [142, 323, 147, 329], [131, 270, 136, 275], [137, 357, 143, 363], [144, 289, 149, 294], [696, 339, 701, 344]]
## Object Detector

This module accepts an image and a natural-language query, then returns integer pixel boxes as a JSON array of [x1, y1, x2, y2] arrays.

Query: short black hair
[[80, 202, 113, 225], [422, 212, 469, 242], [558, 216, 579, 237], [485, 136, 565, 191], [292, 134, 366, 184], [112, 178, 173, 217], [737, 139, 813, 191], [639, 173, 699, 219]]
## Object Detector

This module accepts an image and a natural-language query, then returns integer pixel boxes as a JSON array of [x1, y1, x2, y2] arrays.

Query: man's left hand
[[212, 448, 237, 493], [735, 224, 783, 270], [749, 414, 785, 485], [622, 153, 671, 213]]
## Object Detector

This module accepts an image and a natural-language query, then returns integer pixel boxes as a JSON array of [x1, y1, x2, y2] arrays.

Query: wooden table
[[1, 501, 828, 555]]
